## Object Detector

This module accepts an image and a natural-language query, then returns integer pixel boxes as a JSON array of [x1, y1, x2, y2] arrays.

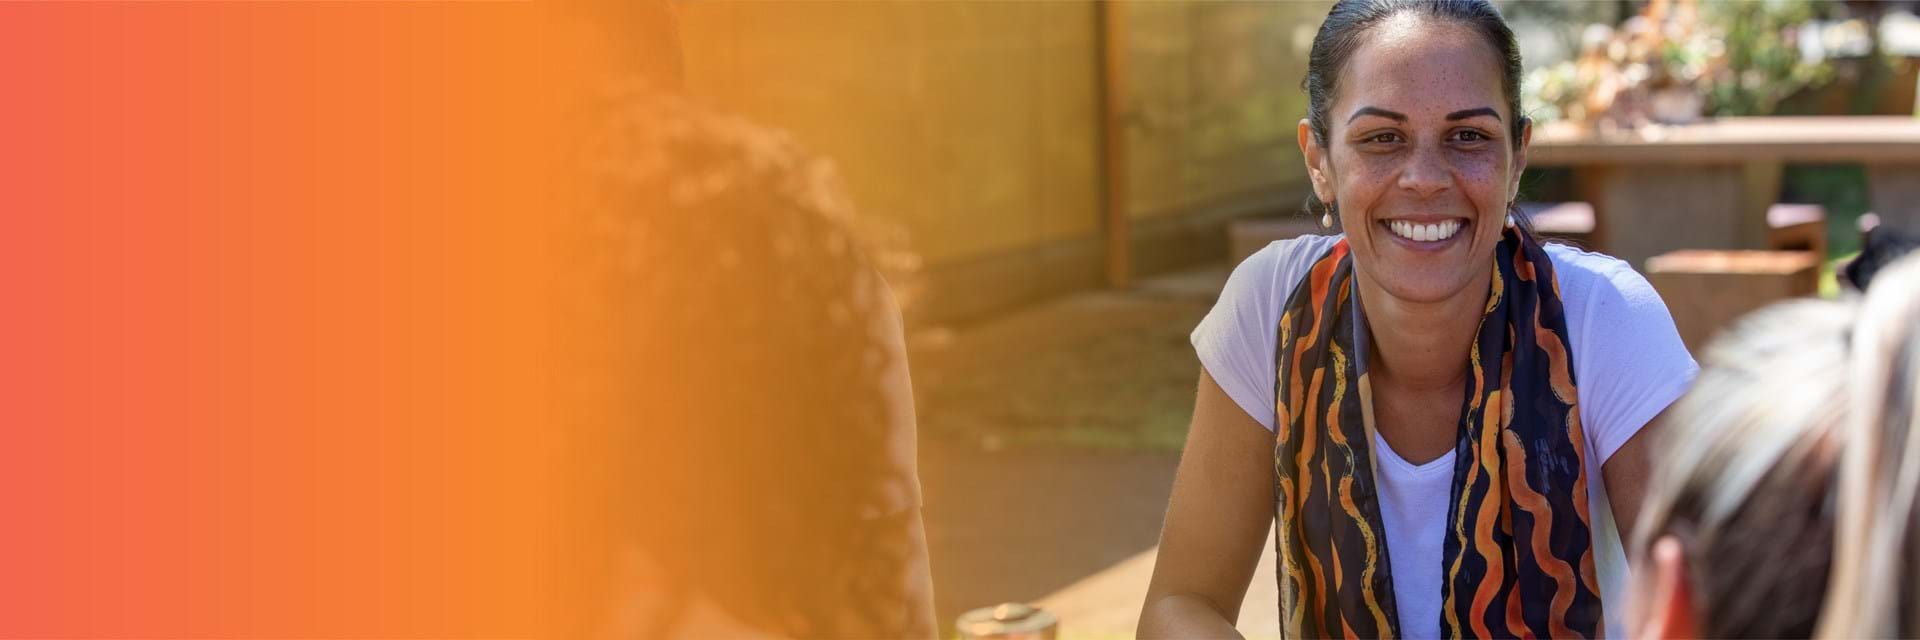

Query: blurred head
[[1630, 255, 1920, 639], [1818, 253, 1920, 638], [1628, 300, 1849, 639], [1297, 0, 1530, 304], [567, 85, 915, 639]]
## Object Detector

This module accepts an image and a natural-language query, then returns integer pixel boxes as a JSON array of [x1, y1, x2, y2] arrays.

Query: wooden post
[[1735, 160, 1784, 251], [1573, 165, 1610, 253], [1098, 0, 1131, 289]]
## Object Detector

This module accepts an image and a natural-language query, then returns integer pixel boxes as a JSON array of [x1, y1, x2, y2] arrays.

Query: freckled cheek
[[1448, 151, 1511, 214], [1332, 154, 1398, 212], [1446, 151, 1502, 184]]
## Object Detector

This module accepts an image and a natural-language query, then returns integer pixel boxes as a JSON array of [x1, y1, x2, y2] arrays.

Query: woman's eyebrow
[[1446, 107, 1501, 121], [1346, 106, 1407, 124]]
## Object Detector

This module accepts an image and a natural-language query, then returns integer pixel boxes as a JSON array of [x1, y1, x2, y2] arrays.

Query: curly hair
[[566, 81, 917, 639]]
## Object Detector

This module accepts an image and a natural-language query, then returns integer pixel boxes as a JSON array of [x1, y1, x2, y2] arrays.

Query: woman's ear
[[1298, 118, 1333, 203], [1632, 535, 1701, 640]]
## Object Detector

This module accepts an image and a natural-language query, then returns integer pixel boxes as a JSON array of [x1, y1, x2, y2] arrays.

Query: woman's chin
[[1367, 269, 1486, 305]]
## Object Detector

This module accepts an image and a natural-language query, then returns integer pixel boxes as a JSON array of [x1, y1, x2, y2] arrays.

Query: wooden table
[[1528, 116, 1920, 268]]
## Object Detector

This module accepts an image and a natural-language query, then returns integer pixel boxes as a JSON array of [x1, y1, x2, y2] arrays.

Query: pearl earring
[[1505, 214, 1515, 228], [1321, 201, 1335, 229]]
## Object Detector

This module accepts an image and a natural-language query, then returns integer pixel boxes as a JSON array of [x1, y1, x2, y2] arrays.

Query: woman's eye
[[1453, 130, 1490, 143], [1364, 132, 1403, 144]]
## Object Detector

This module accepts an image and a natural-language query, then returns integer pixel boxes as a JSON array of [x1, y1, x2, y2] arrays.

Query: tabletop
[[1529, 116, 1920, 165]]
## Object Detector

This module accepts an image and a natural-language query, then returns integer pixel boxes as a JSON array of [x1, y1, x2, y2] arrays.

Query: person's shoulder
[[1542, 244, 1696, 459], [1238, 232, 1341, 284], [1544, 241, 1691, 366], [1544, 241, 1635, 281], [1223, 232, 1340, 304], [1212, 232, 1340, 326], [1270, 231, 1342, 256], [1543, 242, 1658, 307]]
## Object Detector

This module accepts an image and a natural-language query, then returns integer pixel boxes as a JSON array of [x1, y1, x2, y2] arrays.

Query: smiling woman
[[1138, 2, 1697, 639]]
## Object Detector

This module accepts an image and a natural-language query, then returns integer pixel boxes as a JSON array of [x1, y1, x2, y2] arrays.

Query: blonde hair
[[1634, 254, 1920, 638], [1818, 254, 1920, 638]]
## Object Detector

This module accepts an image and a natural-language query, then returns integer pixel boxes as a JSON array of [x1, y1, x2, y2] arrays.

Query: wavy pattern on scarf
[[1272, 228, 1602, 638]]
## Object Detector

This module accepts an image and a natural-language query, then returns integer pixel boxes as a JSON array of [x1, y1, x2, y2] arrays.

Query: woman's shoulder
[[1543, 240, 1695, 387], [1195, 232, 1341, 433], [1542, 241, 1634, 279], [1541, 242, 1667, 318], [1230, 232, 1343, 303], [1542, 243, 1697, 462]]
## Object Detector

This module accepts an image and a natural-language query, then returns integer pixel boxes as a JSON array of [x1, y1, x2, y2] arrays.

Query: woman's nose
[[1397, 144, 1450, 198]]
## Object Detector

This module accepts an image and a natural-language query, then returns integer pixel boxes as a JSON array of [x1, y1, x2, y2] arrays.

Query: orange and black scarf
[[1273, 226, 1602, 638]]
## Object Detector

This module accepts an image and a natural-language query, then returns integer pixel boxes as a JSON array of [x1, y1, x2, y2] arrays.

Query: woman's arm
[[1602, 413, 1662, 545], [1137, 370, 1277, 638], [1570, 258, 1693, 546]]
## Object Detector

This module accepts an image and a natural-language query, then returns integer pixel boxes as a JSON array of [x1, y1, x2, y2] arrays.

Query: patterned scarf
[[1272, 226, 1602, 638]]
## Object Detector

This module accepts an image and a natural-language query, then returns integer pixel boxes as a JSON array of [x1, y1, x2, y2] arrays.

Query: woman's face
[[1300, 14, 1529, 305]]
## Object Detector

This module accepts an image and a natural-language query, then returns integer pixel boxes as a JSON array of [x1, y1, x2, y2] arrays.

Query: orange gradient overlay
[[0, 2, 627, 636]]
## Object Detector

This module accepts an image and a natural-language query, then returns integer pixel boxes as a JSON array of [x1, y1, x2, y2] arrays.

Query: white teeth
[[1388, 220, 1462, 242]]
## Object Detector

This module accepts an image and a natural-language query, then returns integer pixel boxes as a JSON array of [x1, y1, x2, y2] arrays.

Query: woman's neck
[[1354, 267, 1491, 393]]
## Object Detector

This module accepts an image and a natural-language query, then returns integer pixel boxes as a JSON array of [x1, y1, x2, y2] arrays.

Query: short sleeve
[[1191, 235, 1339, 432], [1558, 250, 1700, 464]]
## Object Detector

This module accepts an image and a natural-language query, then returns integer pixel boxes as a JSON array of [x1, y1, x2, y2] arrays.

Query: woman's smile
[[1298, 12, 1523, 304], [1379, 216, 1470, 250]]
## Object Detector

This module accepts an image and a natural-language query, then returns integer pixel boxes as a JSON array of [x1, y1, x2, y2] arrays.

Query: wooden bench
[[1767, 203, 1828, 258], [1645, 249, 1821, 352]]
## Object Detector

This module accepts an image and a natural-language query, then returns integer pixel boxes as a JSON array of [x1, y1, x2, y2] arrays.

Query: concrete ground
[[912, 264, 1283, 638], [919, 443, 1184, 637], [1035, 531, 1279, 639]]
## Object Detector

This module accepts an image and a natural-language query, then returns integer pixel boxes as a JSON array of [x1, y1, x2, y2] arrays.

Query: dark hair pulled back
[[1302, 0, 1527, 149]]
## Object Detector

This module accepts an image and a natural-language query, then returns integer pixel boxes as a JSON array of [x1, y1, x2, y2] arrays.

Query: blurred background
[[663, 1, 1919, 635]]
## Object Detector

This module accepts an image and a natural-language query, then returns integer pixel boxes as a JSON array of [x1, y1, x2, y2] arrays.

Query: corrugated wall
[[677, 1, 1100, 265], [1125, 2, 1321, 219], [673, 1, 1325, 316]]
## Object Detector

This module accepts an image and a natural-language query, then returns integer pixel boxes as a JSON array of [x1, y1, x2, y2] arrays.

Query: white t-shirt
[[1192, 234, 1697, 640]]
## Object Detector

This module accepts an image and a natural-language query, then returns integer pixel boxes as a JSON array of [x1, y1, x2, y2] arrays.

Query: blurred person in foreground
[[563, 77, 934, 638], [1628, 254, 1920, 638], [1140, 1, 1694, 637]]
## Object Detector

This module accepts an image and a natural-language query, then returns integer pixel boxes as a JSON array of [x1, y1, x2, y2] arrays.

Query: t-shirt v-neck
[[1370, 428, 1458, 639]]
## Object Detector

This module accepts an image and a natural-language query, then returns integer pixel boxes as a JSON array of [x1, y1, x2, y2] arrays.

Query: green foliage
[[1698, 0, 1831, 117]]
